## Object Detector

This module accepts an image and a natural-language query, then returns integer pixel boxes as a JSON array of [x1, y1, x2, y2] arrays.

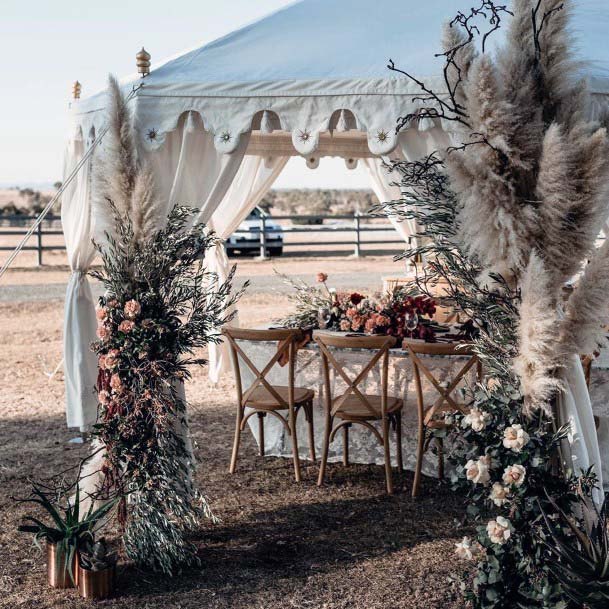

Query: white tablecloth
[[236, 339, 473, 478]]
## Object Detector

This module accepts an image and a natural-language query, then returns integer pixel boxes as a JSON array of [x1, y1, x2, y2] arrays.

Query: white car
[[226, 207, 284, 256]]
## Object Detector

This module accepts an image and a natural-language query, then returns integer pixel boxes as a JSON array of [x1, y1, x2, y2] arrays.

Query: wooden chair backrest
[[222, 327, 303, 408], [313, 330, 397, 418], [403, 338, 480, 424]]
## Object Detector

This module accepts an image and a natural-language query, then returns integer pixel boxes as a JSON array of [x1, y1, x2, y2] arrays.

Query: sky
[[0, 0, 371, 189]]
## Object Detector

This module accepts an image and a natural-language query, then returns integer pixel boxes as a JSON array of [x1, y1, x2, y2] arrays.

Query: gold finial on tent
[[72, 80, 82, 99], [136, 47, 151, 77]]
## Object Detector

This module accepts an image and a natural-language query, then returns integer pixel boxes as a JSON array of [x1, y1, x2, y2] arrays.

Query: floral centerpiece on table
[[277, 271, 437, 341]]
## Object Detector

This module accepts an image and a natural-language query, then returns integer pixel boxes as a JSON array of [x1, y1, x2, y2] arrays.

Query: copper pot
[[77, 564, 115, 600], [46, 542, 77, 588]]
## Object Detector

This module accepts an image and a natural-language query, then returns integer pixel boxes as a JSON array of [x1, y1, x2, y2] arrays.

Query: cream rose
[[489, 482, 509, 507], [465, 456, 491, 485], [462, 407, 492, 432], [503, 424, 530, 453], [487, 516, 512, 545], [502, 464, 526, 487], [455, 536, 473, 560]]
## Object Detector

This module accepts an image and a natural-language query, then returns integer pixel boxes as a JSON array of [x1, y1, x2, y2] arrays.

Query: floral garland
[[90, 204, 242, 574], [278, 271, 437, 340]]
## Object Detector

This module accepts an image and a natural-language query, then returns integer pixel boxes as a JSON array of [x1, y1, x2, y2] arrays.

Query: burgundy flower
[[350, 292, 365, 305]]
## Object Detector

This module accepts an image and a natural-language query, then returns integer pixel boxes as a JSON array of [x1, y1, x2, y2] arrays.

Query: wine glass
[[405, 312, 419, 336], [317, 307, 332, 329]]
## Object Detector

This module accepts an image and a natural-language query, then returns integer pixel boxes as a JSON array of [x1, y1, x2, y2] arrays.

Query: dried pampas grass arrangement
[[441, 0, 609, 413], [94, 76, 163, 244]]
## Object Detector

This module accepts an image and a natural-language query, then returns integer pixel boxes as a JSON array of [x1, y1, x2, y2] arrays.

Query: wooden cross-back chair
[[314, 330, 404, 495], [223, 327, 315, 482], [404, 338, 482, 498]]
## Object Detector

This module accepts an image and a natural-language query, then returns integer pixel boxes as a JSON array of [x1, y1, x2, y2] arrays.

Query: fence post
[[353, 212, 361, 257], [36, 220, 43, 266], [258, 214, 268, 259]]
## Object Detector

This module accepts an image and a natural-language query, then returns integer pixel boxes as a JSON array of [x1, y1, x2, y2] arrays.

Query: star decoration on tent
[[298, 129, 311, 142], [146, 128, 158, 141], [376, 129, 389, 143], [219, 130, 232, 143]]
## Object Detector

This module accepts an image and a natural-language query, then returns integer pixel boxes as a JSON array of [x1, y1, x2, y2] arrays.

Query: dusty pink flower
[[365, 316, 377, 334], [350, 314, 363, 331], [110, 373, 123, 393], [339, 319, 351, 332], [118, 320, 135, 333], [96, 307, 108, 321], [316, 272, 328, 283], [98, 354, 107, 369], [98, 390, 111, 405], [96, 325, 110, 340], [124, 299, 141, 320], [376, 314, 390, 327], [104, 349, 120, 370], [346, 308, 358, 319]]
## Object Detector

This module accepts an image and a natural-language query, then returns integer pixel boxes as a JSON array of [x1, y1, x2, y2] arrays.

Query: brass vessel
[[46, 542, 77, 588], [77, 564, 115, 600]]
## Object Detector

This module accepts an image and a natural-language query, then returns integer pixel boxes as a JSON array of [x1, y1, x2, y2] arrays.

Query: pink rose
[[98, 354, 107, 369], [339, 319, 351, 332], [104, 349, 120, 370], [124, 299, 141, 320], [96, 325, 110, 340], [110, 373, 123, 393], [316, 273, 328, 283], [98, 389, 111, 405], [118, 320, 135, 333], [96, 307, 107, 321]]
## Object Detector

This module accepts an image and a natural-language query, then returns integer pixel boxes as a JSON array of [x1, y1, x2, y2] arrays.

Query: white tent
[[63, 0, 609, 431]]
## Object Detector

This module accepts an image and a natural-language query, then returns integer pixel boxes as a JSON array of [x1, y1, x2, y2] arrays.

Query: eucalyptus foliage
[[90, 203, 243, 574]]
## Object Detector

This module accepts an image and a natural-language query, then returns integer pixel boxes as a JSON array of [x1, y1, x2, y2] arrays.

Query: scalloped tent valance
[[70, 0, 609, 156]]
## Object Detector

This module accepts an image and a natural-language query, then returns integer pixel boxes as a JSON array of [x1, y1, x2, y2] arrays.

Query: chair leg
[[257, 412, 265, 457], [317, 416, 333, 487], [382, 416, 394, 495], [229, 406, 243, 474], [412, 420, 425, 498], [437, 437, 444, 481], [342, 423, 350, 466], [396, 412, 404, 473], [289, 407, 302, 483], [305, 402, 316, 462]]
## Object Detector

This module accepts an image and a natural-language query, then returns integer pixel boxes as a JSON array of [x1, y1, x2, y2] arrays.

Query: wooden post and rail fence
[[0, 212, 405, 266]]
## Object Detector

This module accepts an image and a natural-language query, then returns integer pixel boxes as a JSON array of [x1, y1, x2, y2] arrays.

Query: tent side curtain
[[205, 154, 290, 383], [62, 131, 98, 430]]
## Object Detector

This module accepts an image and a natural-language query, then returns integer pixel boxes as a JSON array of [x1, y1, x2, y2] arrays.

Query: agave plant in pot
[[15, 480, 117, 588], [77, 538, 117, 599], [539, 484, 609, 608]]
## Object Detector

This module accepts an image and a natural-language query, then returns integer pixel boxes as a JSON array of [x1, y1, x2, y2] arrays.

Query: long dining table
[[236, 329, 474, 478]]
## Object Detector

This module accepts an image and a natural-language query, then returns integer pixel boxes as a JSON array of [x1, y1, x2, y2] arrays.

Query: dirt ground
[[0, 260, 470, 609]]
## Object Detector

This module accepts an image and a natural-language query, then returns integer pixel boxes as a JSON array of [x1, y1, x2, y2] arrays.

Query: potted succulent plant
[[16, 481, 116, 588], [539, 489, 609, 608], [77, 538, 116, 599]]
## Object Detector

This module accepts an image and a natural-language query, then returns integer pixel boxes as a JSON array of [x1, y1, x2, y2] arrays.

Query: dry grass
[[0, 267, 470, 609]]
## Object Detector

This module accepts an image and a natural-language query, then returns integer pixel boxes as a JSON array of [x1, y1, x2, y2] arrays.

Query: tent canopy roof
[[73, 0, 609, 155]]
